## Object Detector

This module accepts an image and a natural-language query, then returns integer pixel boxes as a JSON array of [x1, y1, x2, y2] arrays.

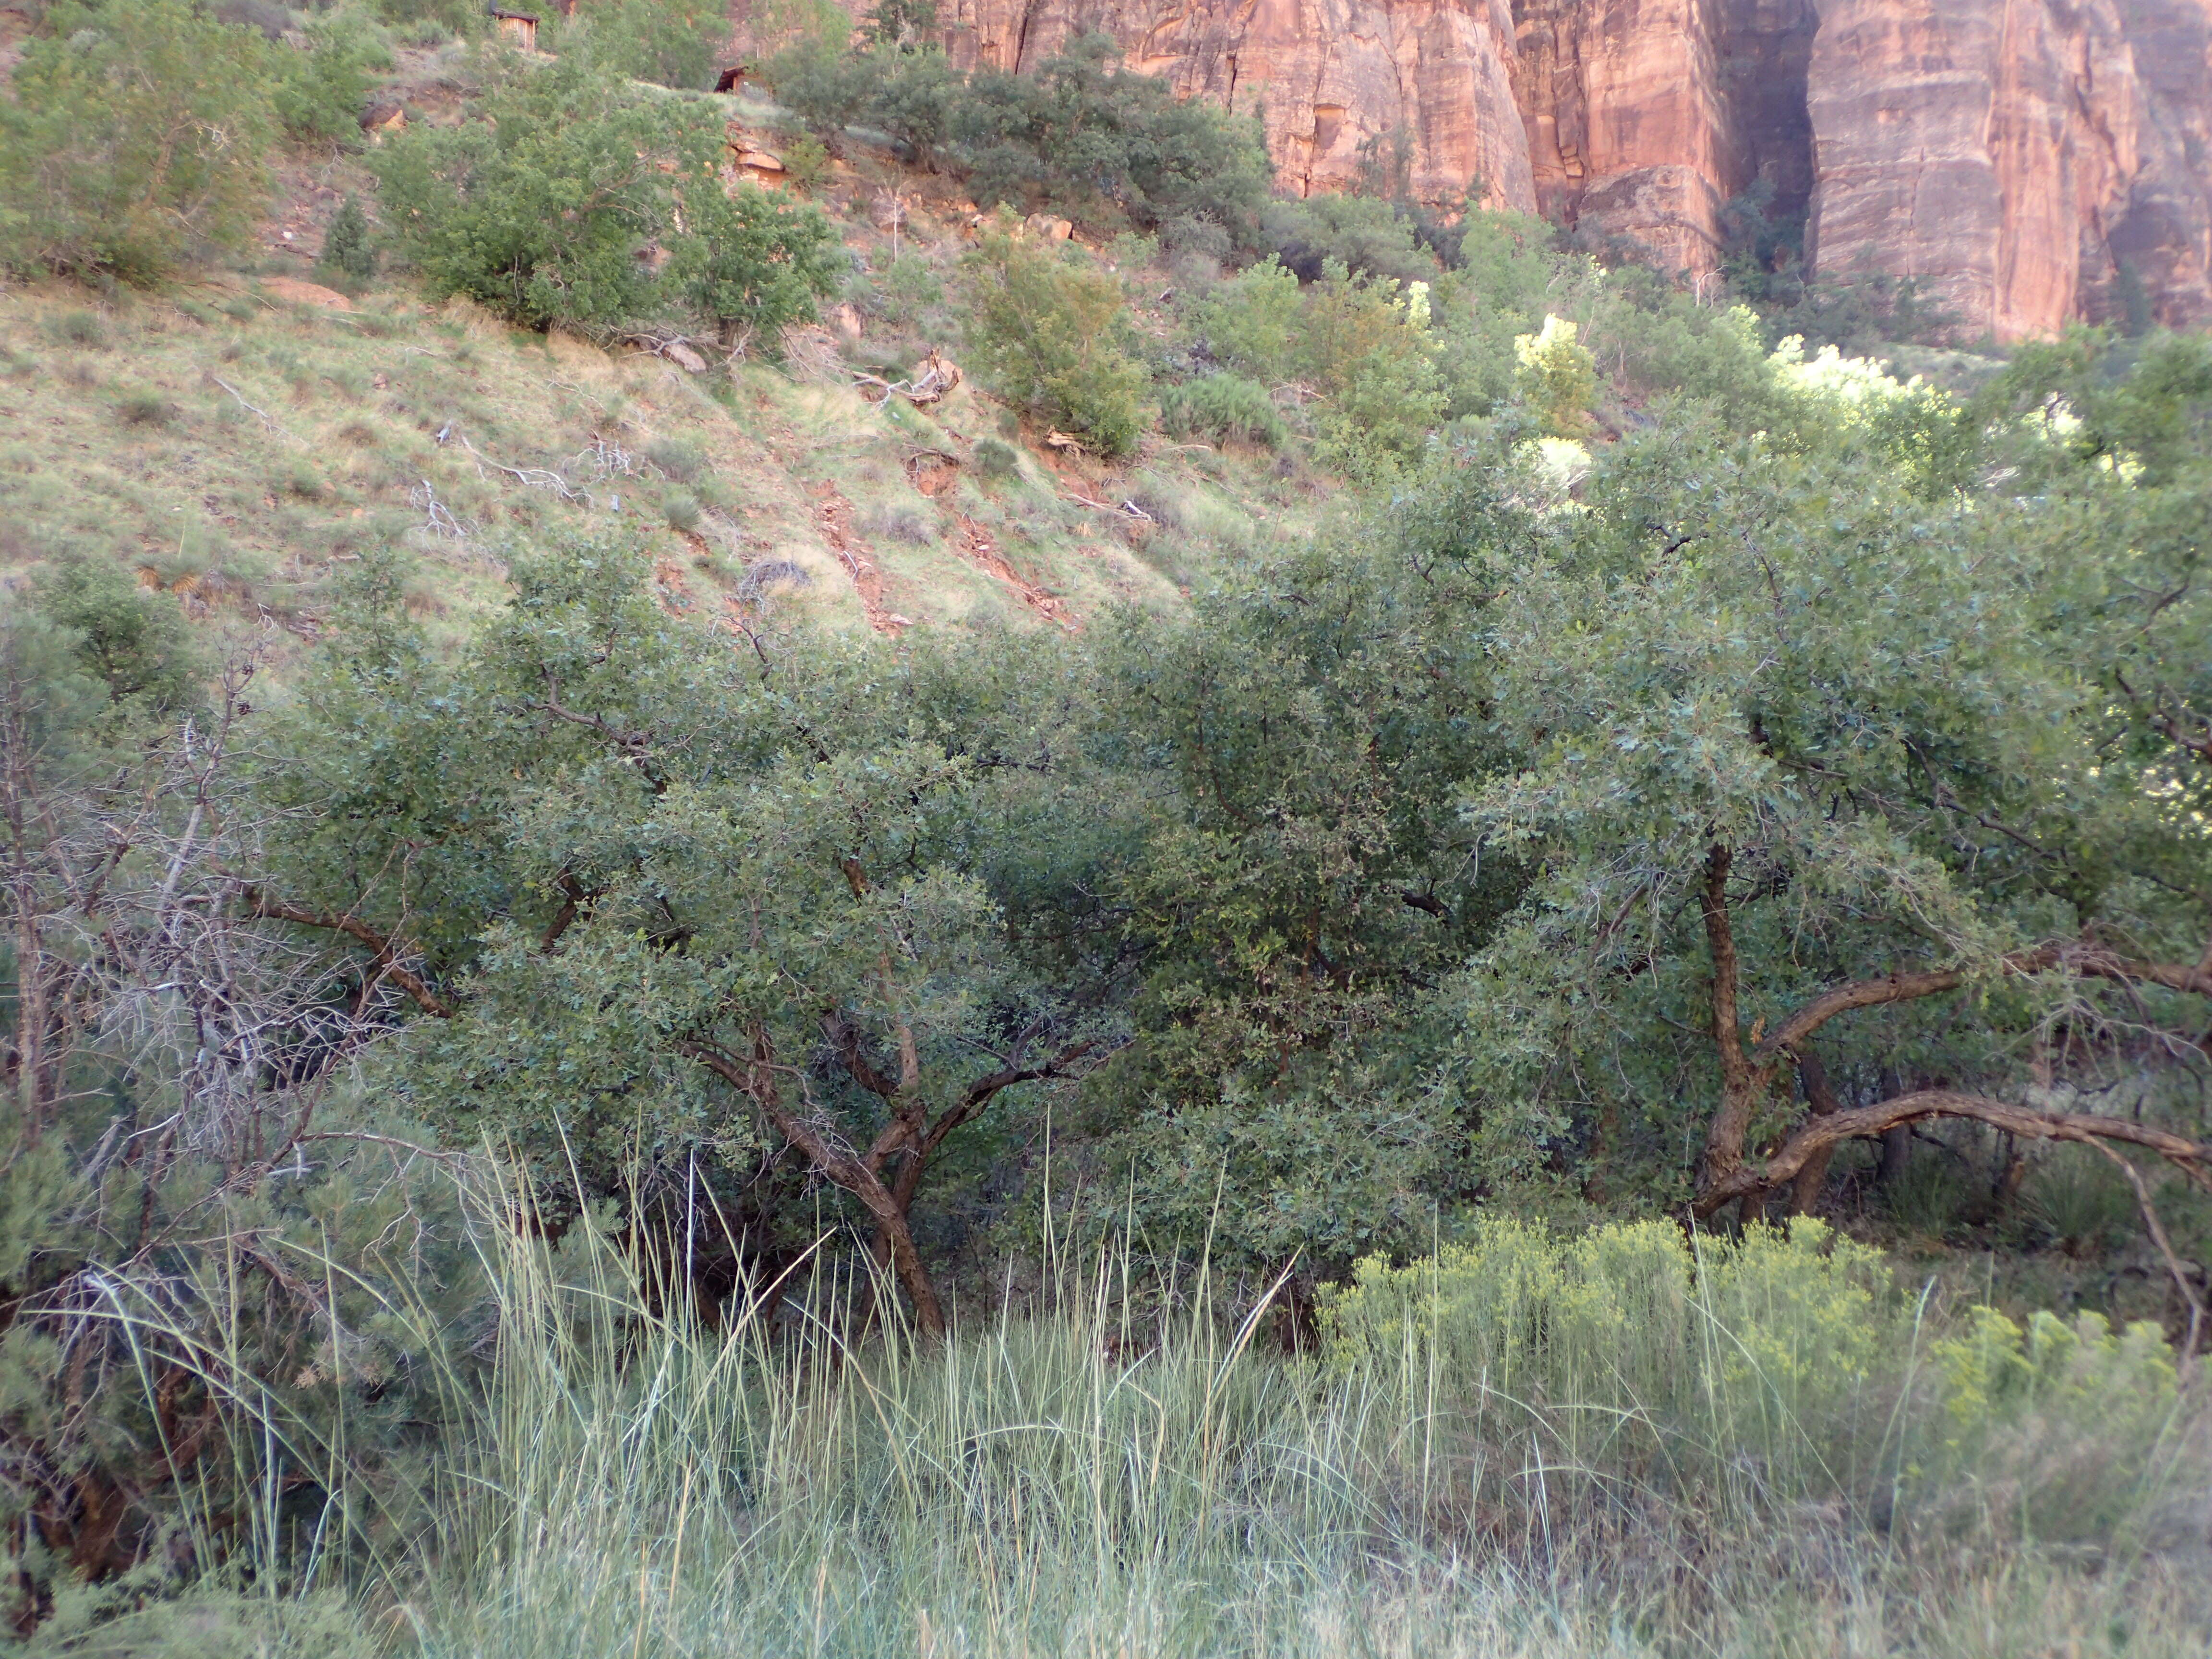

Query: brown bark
[[1695, 1089, 2212, 1216], [243, 889, 450, 1019], [1697, 844, 1764, 1189], [682, 1034, 947, 1337], [1787, 1047, 1843, 1214]]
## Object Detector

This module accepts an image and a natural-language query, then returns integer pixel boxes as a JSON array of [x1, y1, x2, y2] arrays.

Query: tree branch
[[1696, 1089, 2212, 1215], [243, 888, 450, 1019]]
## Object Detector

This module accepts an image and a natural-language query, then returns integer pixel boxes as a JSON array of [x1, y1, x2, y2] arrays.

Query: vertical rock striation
[[756, 0, 2212, 334], [1803, 0, 2212, 337]]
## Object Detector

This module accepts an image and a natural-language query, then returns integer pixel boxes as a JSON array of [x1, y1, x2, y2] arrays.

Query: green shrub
[[0, 0, 278, 282], [272, 8, 394, 146], [52, 310, 107, 348], [549, 0, 726, 90], [1302, 265, 1447, 479], [1162, 373, 1286, 448], [973, 436, 1019, 481], [374, 53, 842, 335], [320, 195, 377, 282], [1513, 314, 1597, 437], [646, 438, 706, 482], [371, 0, 479, 30], [770, 32, 1269, 244], [1189, 256, 1301, 385], [1265, 193, 1438, 285], [962, 231, 1147, 457], [663, 491, 702, 532], [777, 129, 833, 191], [30, 552, 198, 709], [114, 388, 175, 427]]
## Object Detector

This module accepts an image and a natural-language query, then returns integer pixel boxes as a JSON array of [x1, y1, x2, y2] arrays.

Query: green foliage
[[962, 231, 1147, 456], [272, 8, 394, 147], [1512, 313, 1596, 437], [1263, 192, 1438, 286], [1161, 373, 1287, 448], [373, 53, 841, 334], [769, 33, 1271, 244], [30, 553, 198, 711], [1322, 1217, 2188, 1540], [320, 195, 377, 283], [549, 0, 727, 90], [370, 0, 480, 31], [1188, 256, 1302, 384], [0, 0, 278, 282], [1299, 265, 1447, 480]]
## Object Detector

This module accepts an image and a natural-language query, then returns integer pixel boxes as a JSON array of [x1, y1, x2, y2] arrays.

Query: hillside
[[5, 7, 2212, 1657], [0, 106, 1322, 651]]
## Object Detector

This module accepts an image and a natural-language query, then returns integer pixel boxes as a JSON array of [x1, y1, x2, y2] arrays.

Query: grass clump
[[301, 1202, 2208, 1659], [1163, 372, 1288, 447], [662, 491, 702, 532], [114, 389, 176, 428]]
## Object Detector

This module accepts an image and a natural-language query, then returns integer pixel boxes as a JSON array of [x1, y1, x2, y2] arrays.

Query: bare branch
[[1696, 1089, 2212, 1216], [243, 889, 450, 1019]]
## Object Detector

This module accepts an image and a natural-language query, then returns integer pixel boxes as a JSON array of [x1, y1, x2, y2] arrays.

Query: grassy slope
[[0, 58, 1335, 667]]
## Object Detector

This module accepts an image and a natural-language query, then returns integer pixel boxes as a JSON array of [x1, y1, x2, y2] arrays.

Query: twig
[[210, 377, 300, 445]]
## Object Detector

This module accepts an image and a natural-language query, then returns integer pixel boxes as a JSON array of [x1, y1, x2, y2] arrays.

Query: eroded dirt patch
[[812, 481, 910, 634], [956, 517, 1075, 631]]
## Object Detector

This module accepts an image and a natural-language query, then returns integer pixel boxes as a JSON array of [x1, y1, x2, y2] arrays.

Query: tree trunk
[[1788, 1047, 1844, 1214]]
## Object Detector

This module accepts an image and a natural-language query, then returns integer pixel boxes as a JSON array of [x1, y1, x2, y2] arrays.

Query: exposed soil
[[810, 481, 910, 634], [955, 516, 1076, 631]]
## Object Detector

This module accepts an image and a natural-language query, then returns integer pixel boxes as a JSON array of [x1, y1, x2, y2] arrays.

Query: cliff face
[[1803, 0, 2212, 337], [904, 0, 2212, 337], [933, 0, 1536, 212]]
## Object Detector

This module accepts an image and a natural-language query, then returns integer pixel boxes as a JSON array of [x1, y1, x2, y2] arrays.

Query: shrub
[[1513, 313, 1597, 437], [372, 0, 479, 29], [861, 503, 936, 544], [374, 53, 842, 336], [114, 389, 174, 427], [973, 437, 1020, 481], [30, 552, 199, 709], [53, 310, 106, 348], [272, 9, 394, 146], [771, 33, 1269, 245], [777, 130, 833, 191], [663, 491, 702, 532], [646, 438, 707, 482], [550, 0, 726, 90], [0, 0, 278, 282], [1301, 265, 1448, 479], [321, 195, 377, 282], [1189, 257, 1301, 385], [1265, 193, 1438, 286], [962, 231, 1148, 457], [1162, 373, 1286, 448]]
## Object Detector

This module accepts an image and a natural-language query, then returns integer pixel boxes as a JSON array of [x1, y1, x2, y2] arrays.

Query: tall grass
[[55, 1174, 2212, 1657], [382, 1192, 2211, 1659]]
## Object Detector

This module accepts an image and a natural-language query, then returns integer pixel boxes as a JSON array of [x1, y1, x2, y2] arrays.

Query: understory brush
[[79, 1182, 2202, 1657]]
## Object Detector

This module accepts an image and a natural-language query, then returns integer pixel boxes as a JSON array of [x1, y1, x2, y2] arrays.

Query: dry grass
[[0, 258, 1298, 657]]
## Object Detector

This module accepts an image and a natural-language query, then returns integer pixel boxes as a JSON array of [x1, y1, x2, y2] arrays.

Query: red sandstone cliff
[[752, 0, 2212, 338]]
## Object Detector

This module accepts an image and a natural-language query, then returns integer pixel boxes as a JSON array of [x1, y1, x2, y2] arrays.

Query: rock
[[1022, 212, 1075, 241], [914, 0, 2212, 335], [1803, 0, 2212, 338]]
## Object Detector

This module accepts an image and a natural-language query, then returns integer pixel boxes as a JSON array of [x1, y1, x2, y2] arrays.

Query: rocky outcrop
[[1803, 0, 2212, 337], [933, 0, 1537, 211], [748, 0, 2212, 336]]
